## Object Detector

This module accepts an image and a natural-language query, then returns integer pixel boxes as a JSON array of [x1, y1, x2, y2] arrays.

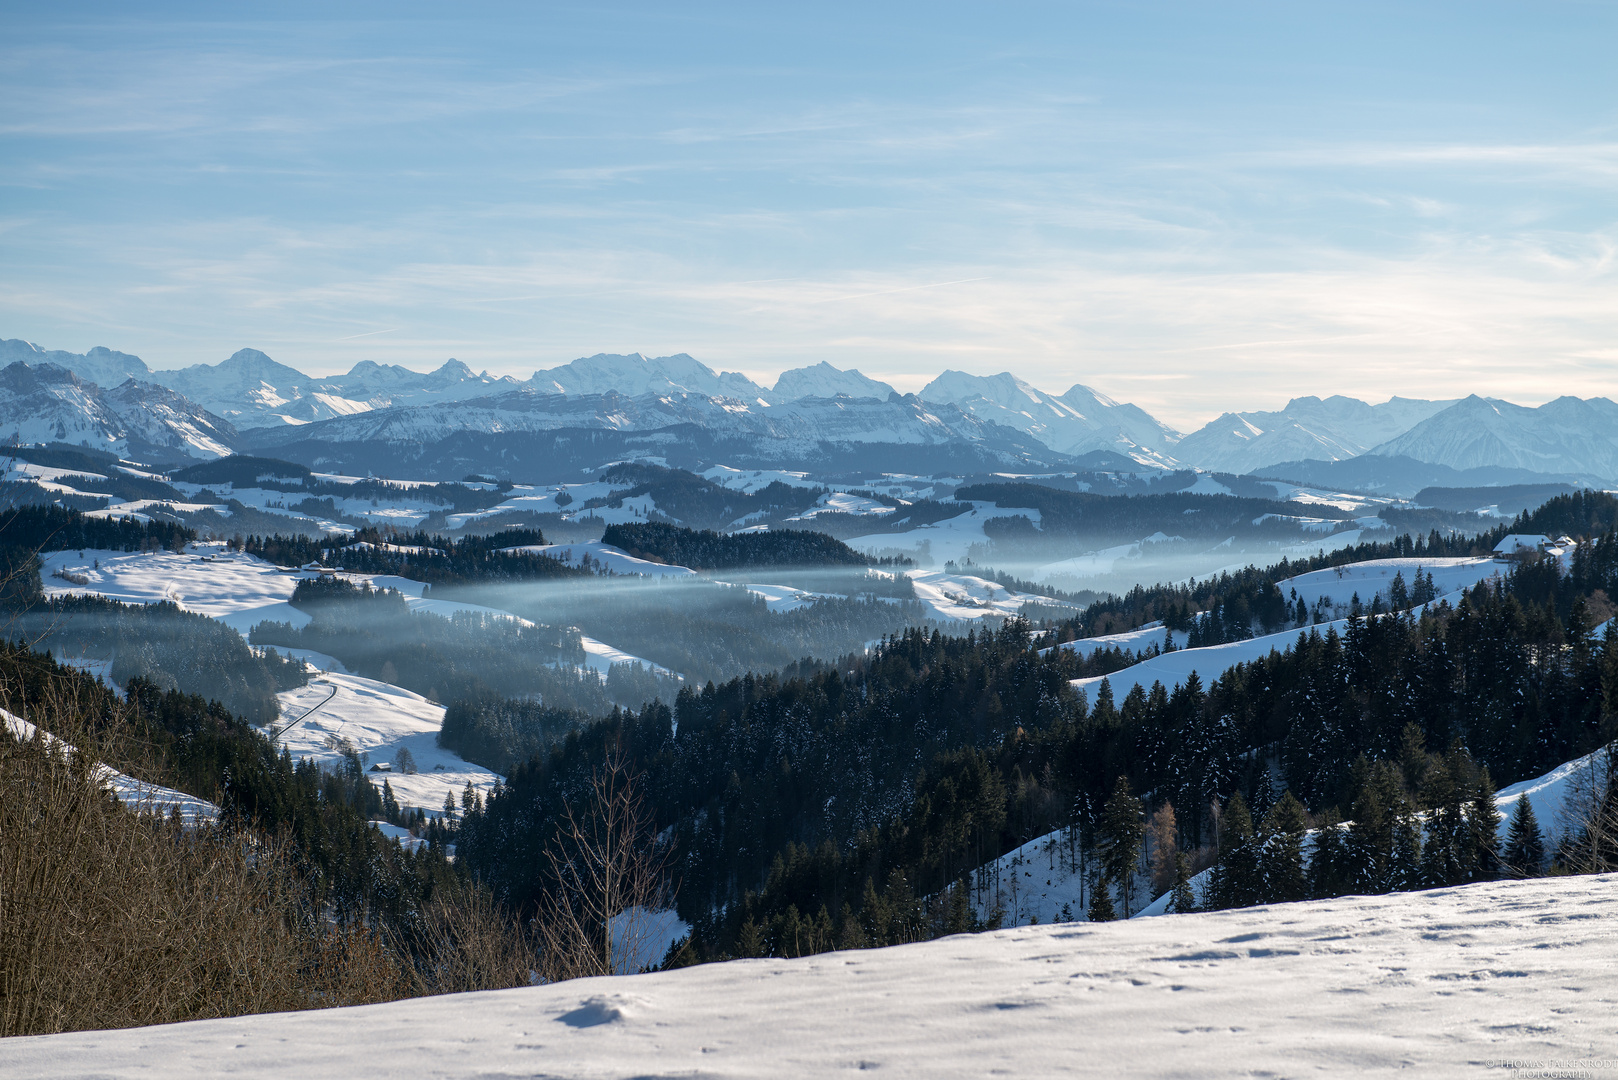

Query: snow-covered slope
[[505, 541, 698, 578], [1371, 394, 1618, 483], [3, 711, 219, 826], [771, 361, 895, 401], [530, 352, 767, 400], [0, 362, 238, 462], [919, 370, 1180, 463], [1174, 396, 1450, 475], [274, 673, 497, 813], [11, 873, 1616, 1079], [1282, 556, 1501, 611], [325, 358, 522, 408]]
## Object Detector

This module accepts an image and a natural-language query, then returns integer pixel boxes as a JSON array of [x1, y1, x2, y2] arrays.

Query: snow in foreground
[[9, 874, 1616, 1078]]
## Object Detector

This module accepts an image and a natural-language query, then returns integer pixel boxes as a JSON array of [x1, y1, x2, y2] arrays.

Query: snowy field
[[40, 545, 312, 635], [274, 673, 499, 814], [1042, 621, 1189, 659], [505, 541, 697, 577], [1281, 556, 1502, 611], [10, 873, 1616, 1079], [1069, 617, 1356, 699], [847, 500, 1043, 565], [906, 568, 1075, 622]]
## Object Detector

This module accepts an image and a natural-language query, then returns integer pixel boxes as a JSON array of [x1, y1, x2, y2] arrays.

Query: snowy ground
[[274, 673, 499, 814], [505, 541, 697, 577], [11, 874, 1617, 1079], [1280, 556, 1502, 612], [905, 568, 1076, 622], [786, 491, 896, 520], [2, 711, 219, 827], [847, 500, 1042, 565], [1041, 621, 1189, 659], [1069, 617, 1356, 700], [699, 465, 817, 492], [40, 545, 313, 635]]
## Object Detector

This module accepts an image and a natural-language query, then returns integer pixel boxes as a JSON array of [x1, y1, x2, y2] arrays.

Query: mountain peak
[[772, 361, 895, 402]]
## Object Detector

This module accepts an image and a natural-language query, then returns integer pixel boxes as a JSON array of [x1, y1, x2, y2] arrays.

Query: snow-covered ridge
[[9, 873, 1614, 1079]]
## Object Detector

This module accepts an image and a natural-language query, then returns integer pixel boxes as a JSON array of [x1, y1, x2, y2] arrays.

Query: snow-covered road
[[9, 873, 1615, 1078]]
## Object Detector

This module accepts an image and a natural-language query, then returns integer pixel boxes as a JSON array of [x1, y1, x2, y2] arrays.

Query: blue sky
[[1, 0, 1613, 428]]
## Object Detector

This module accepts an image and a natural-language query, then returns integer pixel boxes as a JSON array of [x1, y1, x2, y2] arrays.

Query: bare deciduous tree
[[537, 749, 673, 981]]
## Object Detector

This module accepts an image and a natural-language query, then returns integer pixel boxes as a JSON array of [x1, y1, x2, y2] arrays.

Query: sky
[[1, 0, 1614, 431]]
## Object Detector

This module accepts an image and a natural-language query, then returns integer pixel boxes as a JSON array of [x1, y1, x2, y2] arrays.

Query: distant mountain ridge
[[1173, 395, 1455, 475], [4, 336, 1615, 486]]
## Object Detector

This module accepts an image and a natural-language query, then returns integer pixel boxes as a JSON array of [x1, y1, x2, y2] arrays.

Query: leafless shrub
[[536, 749, 673, 982]]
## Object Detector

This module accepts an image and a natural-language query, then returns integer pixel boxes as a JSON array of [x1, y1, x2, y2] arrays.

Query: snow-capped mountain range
[[0, 361, 238, 463], [4, 337, 1616, 485]]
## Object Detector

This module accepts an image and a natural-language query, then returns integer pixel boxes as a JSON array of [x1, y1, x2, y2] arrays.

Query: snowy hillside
[[10, 873, 1615, 1079], [274, 673, 499, 813], [1068, 557, 1505, 699], [976, 743, 1611, 927], [3, 711, 219, 827]]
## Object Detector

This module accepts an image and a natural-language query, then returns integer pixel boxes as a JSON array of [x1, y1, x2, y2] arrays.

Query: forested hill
[[1053, 490, 1618, 642], [601, 521, 906, 570]]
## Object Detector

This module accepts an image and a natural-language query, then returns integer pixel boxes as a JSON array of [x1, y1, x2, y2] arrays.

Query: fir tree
[[1501, 797, 1546, 878], [1096, 776, 1146, 915], [1169, 852, 1197, 913], [1309, 809, 1350, 899], [1388, 798, 1425, 892], [1208, 792, 1262, 910], [1086, 876, 1117, 922], [1260, 790, 1309, 904], [1467, 768, 1500, 881]]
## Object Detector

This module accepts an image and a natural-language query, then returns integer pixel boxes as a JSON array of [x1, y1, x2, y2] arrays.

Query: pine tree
[[1096, 776, 1146, 915], [1208, 792, 1262, 909], [1260, 790, 1308, 904], [1086, 875, 1117, 922], [1467, 768, 1500, 881], [1169, 852, 1197, 913], [1501, 797, 1545, 878], [1309, 809, 1349, 899], [1388, 798, 1424, 892]]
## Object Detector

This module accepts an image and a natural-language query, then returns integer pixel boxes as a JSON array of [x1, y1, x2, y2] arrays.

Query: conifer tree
[[1388, 798, 1425, 892], [1501, 797, 1546, 878], [1467, 768, 1500, 881], [1169, 852, 1197, 914], [1096, 776, 1146, 915], [1260, 790, 1308, 904], [1086, 876, 1117, 922], [1309, 809, 1349, 899], [1208, 792, 1262, 909]]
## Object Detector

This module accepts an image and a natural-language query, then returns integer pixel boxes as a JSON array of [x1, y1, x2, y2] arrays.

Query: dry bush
[[0, 728, 387, 1036], [0, 667, 539, 1036], [389, 883, 537, 995]]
